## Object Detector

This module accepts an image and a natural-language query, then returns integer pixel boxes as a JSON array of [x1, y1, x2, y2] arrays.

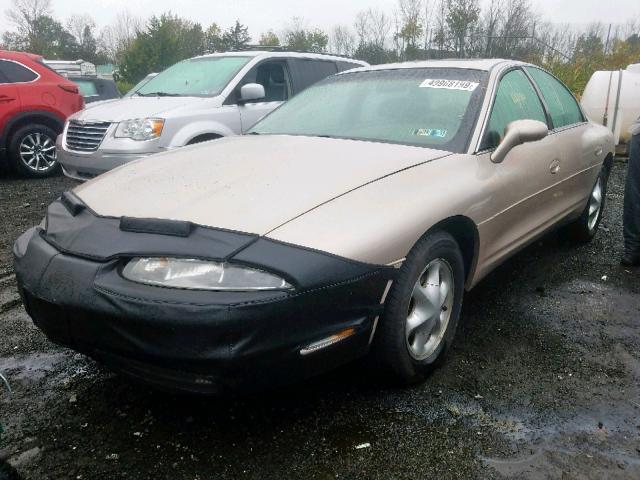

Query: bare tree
[[423, 0, 436, 54], [619, 19, 640, 40], [433, 0, 449, 56], [5, 0, 51, 39], [482, 0, 502, 56], [354, 8, 390, 49], [330, 25, 355, 56], [370, 9, 392, 49], [496, 0, 535, 58], [67, 14, 95, 46], [98, 11, 142, 63]]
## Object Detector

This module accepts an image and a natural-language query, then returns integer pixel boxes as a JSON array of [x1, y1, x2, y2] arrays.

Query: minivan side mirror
[[239, 83, 266, 104], [490, 119, 549, 164]]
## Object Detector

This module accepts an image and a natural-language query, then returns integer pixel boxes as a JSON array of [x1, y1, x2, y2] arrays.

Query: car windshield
[[136, 56, 251, 97], [251, 68, 487, 152], [125, 74, 156, 97]]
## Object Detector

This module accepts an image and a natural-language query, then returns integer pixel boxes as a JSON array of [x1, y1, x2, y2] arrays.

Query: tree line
[[2, 0, 639, 95]]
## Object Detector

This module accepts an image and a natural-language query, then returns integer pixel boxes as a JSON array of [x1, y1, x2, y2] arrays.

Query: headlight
[[115, 118, 164, 140], [122, 257, 292, 291]]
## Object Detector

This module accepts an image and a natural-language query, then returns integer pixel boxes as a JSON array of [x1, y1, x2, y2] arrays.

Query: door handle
[[549, 159, 561, 174], [0, 95, 15, 102]]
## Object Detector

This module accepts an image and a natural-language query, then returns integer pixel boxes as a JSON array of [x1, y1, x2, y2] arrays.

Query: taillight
[[59, 83, 79, 94]]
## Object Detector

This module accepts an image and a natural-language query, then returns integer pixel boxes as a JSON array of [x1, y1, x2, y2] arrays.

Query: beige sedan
[[14, 59, 614, 393]]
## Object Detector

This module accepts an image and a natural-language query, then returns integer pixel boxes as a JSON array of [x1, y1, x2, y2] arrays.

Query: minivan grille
[[65, 120, 111, 152]]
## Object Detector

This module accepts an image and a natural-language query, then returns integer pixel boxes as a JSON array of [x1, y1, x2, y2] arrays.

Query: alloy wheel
[[587, 176, 603, 232], [405, 258, 455, 360], [19, 132, 57, 173]]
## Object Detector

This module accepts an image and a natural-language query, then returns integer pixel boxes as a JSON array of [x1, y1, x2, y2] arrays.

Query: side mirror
[[490, 119, 549, 164], [239, 83, 265, 104]]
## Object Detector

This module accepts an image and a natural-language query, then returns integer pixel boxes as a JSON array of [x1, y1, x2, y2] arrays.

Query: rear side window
[[74, 79, 99, 97], [0, 60, 38, 83], [289, 59, 338, 93], [483, 69, 547, 149], [525, 67, 583, 129]]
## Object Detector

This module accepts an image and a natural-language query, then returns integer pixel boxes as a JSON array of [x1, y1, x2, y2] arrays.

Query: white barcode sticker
[[419, 79, 479, 91]]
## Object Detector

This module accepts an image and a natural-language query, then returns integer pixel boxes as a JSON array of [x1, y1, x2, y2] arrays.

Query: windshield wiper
[[137, 92, 181, 97]]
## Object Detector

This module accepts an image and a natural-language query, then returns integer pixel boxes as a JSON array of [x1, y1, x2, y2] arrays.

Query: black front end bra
[[13, 193, 394, 393]]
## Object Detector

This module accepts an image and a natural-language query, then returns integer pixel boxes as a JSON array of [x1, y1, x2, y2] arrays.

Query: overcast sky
[[1, 0, 638, 37]]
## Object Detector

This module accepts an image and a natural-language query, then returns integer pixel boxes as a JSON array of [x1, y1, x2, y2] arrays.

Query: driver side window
[[482, 69, 547, 150], [239, 61, 291, 103]]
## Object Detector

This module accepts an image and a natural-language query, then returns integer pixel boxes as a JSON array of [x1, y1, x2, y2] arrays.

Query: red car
[[0, 50, 84, 177]]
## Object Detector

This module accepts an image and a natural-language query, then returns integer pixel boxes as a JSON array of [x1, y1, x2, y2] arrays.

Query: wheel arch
[[187, 133, 223, 145], [168, 120, 236, 147], [2, 110, 65, 149], [423, 215, 479, 290]]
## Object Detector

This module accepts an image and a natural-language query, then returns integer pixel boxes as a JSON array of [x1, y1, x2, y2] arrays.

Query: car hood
[[70, 95, 221, 122], [74, 135, 450, 235], [82, 98, 119, 110]]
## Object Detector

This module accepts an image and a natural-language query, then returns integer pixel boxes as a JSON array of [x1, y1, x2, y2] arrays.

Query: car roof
[[192, 50, 368, 66], [341, 58, 526, 74], [0, 50, 43, 62]]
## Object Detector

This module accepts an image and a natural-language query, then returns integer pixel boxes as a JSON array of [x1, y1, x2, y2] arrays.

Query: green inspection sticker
[[413, 128, 448, 138]]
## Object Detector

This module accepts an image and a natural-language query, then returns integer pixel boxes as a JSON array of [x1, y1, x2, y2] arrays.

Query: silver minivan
[[57, 51, 367, 180]]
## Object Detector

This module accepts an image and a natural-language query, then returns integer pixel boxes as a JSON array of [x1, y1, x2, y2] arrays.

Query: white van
[[57, 51, 367, 180]]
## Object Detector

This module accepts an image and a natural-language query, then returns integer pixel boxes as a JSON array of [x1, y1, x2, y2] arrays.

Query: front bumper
[[14, 196, 392, 394], [56, 135, 158, 181]]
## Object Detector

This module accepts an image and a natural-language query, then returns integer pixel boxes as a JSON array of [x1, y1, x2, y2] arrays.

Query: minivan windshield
[[251, 68, 487, 152], [136, 56, 251, 97], [125, 73, 157, 97]]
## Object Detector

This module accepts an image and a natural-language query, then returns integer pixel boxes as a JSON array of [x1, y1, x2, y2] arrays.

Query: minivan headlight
[[115, 118, 164, 140], [122, 257, 292, 291]]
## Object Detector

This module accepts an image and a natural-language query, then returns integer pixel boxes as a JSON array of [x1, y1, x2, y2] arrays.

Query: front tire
[[8, 124, 59, 178], [374, 231, 465, 384], [570, 166, 609, 243]]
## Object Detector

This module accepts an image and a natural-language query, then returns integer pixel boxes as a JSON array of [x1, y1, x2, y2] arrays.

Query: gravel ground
[[0, 161, 639, 480]]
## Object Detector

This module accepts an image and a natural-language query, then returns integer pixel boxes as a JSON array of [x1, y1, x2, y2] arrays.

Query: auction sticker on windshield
[[419, 79, 479, 91]]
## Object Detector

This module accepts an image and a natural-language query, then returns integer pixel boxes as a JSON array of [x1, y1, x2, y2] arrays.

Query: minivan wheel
[[570, 167, 609, 243], [8, 124, 59, 178], [374, 231, 465, 384]]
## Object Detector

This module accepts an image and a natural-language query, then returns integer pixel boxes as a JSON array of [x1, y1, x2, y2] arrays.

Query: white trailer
[[581, 63, 640, 154], [43, 59, 97, 77]]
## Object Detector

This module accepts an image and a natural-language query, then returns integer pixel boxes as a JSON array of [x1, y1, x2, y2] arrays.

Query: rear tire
[[8, 124, 60, 178], [373, 231, 465, 384], [569, 166, 609, 243]]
